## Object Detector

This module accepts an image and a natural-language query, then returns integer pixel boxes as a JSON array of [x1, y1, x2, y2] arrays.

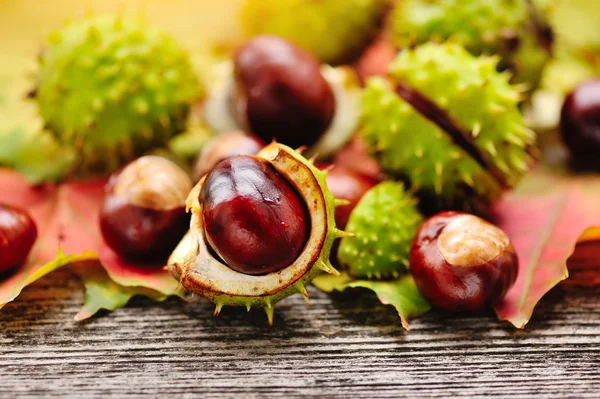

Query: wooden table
[[1, 244, 598, 399]]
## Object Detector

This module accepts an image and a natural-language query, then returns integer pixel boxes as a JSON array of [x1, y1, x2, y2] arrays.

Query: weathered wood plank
[[0, 246, 599, 399]]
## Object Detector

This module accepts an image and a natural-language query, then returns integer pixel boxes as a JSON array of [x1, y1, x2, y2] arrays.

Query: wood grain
[[0, 245, 599, 399]]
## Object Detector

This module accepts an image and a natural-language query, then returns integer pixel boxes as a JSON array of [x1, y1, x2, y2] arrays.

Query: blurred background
[[0, 0, 243, 72], [0, 0, 598, 180]]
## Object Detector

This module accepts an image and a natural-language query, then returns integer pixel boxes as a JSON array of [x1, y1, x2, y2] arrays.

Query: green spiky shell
[[240, 0, 390, 65], [168, 143, 346, 325], [362, 43, 536, 211], [338, 182, 423, 280], [391, 0, 552, 90], [35, 16, 202, 174]]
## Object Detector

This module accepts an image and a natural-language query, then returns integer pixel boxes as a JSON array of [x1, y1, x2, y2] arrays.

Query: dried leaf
[[0, 169, 182, 314], [313, 272, 431, 330], [98, 247, 183, 297], [69, 261, 168, 321], [0, 251, 93, 309], [492, 169, 600, 328]]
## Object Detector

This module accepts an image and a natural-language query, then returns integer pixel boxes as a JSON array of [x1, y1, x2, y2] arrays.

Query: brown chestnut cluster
[[79, 32, 521, 321], [85, 31, 525, 321]]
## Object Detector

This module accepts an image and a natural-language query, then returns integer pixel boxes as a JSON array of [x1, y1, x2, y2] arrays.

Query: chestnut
[[233, 35, 335, 149], [199, 155, 310, 275], [0, 203, 37, 275], [193, 131, 265, 182], [99, 156, 193, 262], [323, 164, 378, 229], [409, 211, 518, 313], [560, 79, 600, 168]]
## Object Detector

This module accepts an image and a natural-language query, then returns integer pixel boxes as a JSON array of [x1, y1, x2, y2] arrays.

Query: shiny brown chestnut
[[0, 203, 37, 275], [409, 211, 518, 313], [193, 131, 265, 182], [99, 156, 193, 262], [560, 79, 600, 167], [322, 164, 378, 229], [200, 155, 310, 275], [233, 35, 335, 149]]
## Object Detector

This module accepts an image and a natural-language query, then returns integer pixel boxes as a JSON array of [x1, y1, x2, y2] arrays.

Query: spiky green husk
[[241, 0, 390, 65], [391, 0, 552, 90], [362, 43, 536, 211], [392, 0, 526, 53], [337, 182, 422, 280], [168, 143, 346, 325], [35, 16, 202, 174]]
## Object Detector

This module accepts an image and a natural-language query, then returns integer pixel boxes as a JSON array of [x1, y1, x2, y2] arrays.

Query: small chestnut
[[409, 211, 518, 313], [323, 164, 378, 229], [561, 79, 600, 167], [233, 35, 335, 149], [199, 155, 310, 275], [193, 131, 265, 182], [99, 156, 193, 262], [0, 203, 37, 275]]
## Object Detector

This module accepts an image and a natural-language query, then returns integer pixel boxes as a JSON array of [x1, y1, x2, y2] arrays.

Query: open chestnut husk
[[193, 131, 265, 182], [0, 203, 37, 275], [203, 35, 361, 159], [560, 79, 600, 169], [409, 211, 518, 313], [99, 156, 193, 262], [168, 143, 347, 324]]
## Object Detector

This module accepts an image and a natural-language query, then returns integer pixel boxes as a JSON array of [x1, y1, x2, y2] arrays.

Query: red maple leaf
[[492, 169, 600, 328], [0, 170, 182, 317]]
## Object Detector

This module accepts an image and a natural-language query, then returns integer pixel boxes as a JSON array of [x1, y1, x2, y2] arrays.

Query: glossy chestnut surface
[[234, 35, 335, 149], [200, 155, 309, 275], [99, 156, 192, 262], [323, 165, 378, 229], [193, 131, 265, 182], [561, 79, 600, 166], [409, 211, 518, 312], [0, 203, 37, 275]]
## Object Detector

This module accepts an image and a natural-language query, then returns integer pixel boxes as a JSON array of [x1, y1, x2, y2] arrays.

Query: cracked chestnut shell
[[233, 35, 335, 149], [99, 156, 193, 262], [193, 131, 265, 182], [560, 79, 600, 167], [0, 203, 37, 275], [168, 143, 343, 322], [200, 155, 310, 275], [409, 211, 518, 312]]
